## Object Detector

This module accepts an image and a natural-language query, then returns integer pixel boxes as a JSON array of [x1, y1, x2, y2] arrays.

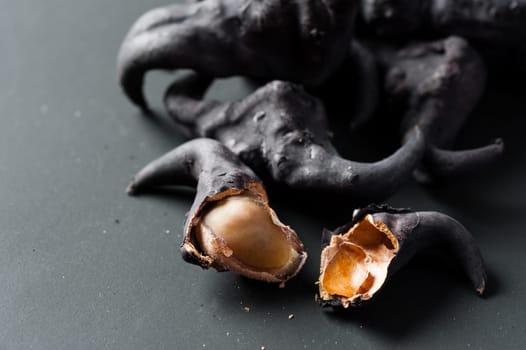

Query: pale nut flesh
[[196, 193, 303, 277], [319, 214, 399, 307]]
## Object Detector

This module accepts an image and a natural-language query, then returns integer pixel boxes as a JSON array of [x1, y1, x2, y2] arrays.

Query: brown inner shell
[[319, 214, 399, 307], [196, 192, 300, 272]]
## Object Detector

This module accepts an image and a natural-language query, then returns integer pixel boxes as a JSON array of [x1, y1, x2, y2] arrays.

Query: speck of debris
[[288, 314, 294, 320], [114, 219, 120, 224], [32, 249, 36, 252], [261, 347, 266, 350], [244, 306, 251, 312], [165, 229, 171, 235], [102, 230, 108, 234]]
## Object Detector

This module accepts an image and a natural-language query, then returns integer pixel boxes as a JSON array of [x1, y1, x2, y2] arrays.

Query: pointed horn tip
[[117, 58, 149, 111], [128, 87, 150, 111], [139, 103, 152, 114], [119, 81, 150, 111], [126, 180, 140, 196], [475, 277, 486, 297]]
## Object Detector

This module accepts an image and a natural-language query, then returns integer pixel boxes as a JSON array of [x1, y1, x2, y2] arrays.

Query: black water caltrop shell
[[128, 138, 307, 284], [318, 205, 486, 308]]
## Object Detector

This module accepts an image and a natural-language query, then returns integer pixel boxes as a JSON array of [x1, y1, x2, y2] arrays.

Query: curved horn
[[281, 127, 425, 204], [127, 138, 243, 194], [398, 211, 487, 294], [342, 127, 425, 201], [415, 140, 505, 184], [117, 2, 228, 109]]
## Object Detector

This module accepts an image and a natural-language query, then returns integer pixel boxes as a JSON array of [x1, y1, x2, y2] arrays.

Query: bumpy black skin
[[118, 0, 359, 109], [373, 36, 503, 183], [320, 204, 487, 308], [164, 77, 426, 205], [359, 0, 526, 70]]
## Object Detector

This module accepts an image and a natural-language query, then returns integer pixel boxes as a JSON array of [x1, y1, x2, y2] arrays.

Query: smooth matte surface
[[1, 1, 525, 349]]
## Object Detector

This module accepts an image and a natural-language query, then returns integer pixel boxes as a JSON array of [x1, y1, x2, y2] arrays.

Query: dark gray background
[[1, 1, 525, 349]]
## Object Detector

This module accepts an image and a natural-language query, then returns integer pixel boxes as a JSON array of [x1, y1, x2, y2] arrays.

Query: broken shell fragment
[[128, 138, 307, 284], [319, 214, 398, 306], [195, 191, 306, 282], [318, 205, 486, 308]]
